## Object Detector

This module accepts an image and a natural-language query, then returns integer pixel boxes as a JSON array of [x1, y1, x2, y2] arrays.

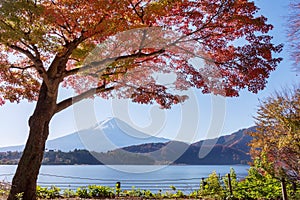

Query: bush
[[76, 187, 91, 198], [234, 167, 282, 199], [36, 186, 60, 199], [223, 168, 239, 199], [88, 185, 114, 198], [199, 171, 225, 200], [62, 188, 76, 198]]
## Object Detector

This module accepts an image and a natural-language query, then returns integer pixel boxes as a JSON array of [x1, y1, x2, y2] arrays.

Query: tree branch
[[55, 85, 114, 114], [167, 0, 229, 48], [8, 44, 49, 85], [64, 48, 165, 77], [47, 35, 86, 78], [129, 0, 145, 24], [9, 64, 35, 70], [62, 1, 228, 80], [9, 45, 36, 62]]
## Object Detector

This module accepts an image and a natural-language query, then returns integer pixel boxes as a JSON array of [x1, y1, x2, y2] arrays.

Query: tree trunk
[[8, 83, 57, 200], [281, 178, 288, 200]]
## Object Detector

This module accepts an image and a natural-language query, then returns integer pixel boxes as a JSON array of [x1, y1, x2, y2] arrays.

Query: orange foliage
[[0, 0, 283, 108]]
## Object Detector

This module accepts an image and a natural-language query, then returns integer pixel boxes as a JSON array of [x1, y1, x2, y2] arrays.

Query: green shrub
[[36, 186, 60, 199], [143, 189, 154, 198], [199, 171, 225, 200], [0, 189, 9, 197], [123, 186, 143, 197], [88, 185, 114, 198], [189, 190, 200, 198], [234, 167, 282, 199], [222, 168, 239, 199], [62, 188, 76, 198], [76, 187, 91, 198], [172, 189, 185, 198]]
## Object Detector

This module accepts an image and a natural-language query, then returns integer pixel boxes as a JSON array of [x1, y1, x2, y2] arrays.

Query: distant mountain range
[[101, 126, 255, 165], [0, 117, 169, 152], [0, 117, 256, 165]]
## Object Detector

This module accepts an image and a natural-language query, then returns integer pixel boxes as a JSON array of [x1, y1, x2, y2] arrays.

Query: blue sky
[[0, 0, 299, 147]]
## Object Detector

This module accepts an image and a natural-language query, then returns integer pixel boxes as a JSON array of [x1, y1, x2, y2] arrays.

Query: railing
[[38, 173, 204, 192], [1, 172, 290, 200], [0, 172, 245, 193]]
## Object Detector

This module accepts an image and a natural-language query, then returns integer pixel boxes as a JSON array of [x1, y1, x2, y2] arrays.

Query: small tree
[[287, 2, 300, 72], [0, 0, 282, 199], [249, 86, 300, 181]]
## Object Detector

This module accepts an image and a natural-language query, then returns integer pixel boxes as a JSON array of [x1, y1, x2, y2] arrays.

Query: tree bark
[[8, 82, 57, 200], [281, 178, 288, 200]]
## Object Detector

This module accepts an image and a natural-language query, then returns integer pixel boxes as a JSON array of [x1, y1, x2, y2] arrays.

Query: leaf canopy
[[0, 0, 283, 109]]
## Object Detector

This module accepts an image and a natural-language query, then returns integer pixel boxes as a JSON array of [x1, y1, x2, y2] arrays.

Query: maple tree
[[0, 0, 283, 199], [249, 86, 300, 181]]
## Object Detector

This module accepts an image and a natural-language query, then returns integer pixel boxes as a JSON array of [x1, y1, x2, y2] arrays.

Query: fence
[[38, 173, 207, 193], [0, 172, 245, 193], [0, 172, 294, 200]]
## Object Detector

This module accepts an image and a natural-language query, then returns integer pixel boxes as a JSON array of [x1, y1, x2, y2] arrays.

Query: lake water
[[0, 165, 249, 192]]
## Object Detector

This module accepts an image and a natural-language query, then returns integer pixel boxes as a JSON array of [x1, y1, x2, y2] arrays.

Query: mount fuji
[[0, 117, 169, 153]]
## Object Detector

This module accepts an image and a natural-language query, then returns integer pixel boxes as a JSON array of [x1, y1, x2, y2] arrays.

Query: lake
[[0, 165, 249, 193]]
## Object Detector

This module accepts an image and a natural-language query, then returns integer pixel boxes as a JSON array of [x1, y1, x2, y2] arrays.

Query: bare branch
[[9, 65, 35, 70], [129, 0, 145, 24], [55, 85, 114, 114]]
